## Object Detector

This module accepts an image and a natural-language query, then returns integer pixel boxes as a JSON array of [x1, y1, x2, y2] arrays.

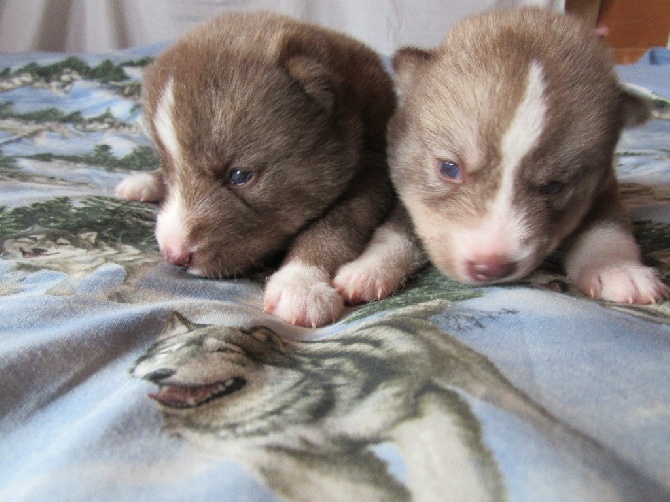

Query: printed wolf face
[[132, 310, 434, 444], [132, 313, 333, 436]]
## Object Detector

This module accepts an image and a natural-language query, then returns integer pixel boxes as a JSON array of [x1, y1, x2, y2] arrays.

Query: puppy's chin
[[181, 250, 273, 279], [181, 245, 284, 280], [186, 263, 250, 280]]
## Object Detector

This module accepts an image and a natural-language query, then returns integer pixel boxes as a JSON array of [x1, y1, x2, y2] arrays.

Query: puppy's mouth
[[148, 377, 247, 409]]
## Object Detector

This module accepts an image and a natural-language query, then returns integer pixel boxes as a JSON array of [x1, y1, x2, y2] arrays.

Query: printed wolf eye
[[203, 338, 245, 355], [437, 160, 462, 182], [542, 180, 565, 195], [229, 169, 255, 186]]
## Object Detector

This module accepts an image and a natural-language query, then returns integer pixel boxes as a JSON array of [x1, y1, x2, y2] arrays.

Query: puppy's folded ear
[[618, 87, 652, 127], [284, 56, 339, 113], [274, 33, 340, 113], [392, 47, 433, 92]]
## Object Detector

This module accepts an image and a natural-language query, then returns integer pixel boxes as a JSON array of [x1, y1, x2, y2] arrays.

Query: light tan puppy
[[115, 12, 397, 326], [338, 8, 667, 305]]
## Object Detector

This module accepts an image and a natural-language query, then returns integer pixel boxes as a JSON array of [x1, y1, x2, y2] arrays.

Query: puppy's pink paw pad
[[264, 263, 344, 327], [333, 261, 404, 304], [577, 263, 668, 305], [115, 173, 163, 202]]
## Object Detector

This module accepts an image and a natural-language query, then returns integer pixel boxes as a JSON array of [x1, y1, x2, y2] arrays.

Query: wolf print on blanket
[[132, 303, 665, 502]]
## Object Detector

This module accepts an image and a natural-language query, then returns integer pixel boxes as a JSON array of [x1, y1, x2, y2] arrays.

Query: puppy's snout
[[155, 200, 194, 268], [467, 256, 516, 282], [162, 242, 193, 267]]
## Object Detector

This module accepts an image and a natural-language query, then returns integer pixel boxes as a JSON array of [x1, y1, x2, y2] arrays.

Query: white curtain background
[[0, 0, 564, 55]]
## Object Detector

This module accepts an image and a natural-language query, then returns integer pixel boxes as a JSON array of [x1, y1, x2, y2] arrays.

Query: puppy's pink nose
[[467, 257, 516, 282], [162, 244, 192, 267]]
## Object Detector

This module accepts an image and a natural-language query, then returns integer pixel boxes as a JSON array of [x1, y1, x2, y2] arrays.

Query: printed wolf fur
[[115, 11, 397, 327], [342, 8, 667, 305], [132, 307, 667, 501]]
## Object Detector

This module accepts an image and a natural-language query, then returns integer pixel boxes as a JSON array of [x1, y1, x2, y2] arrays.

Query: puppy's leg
[[264, 163, 393, 327], [115, 169, 165, 202], [566, 224, 667, 304], [333, 203, 426, 304], [565, 187, 667, 304]]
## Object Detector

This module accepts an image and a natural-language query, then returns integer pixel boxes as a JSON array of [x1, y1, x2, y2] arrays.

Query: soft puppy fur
[[115, 11, 396, 326], [345, 8, 666, 304]]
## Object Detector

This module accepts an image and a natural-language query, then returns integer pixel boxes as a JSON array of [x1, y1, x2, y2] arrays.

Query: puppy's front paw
[[333, 220, 422, 304], [576, 263, 668, 304], [115, 172, 164, 202], [264, 263, 344, 327], [333, 258, 406, 304]]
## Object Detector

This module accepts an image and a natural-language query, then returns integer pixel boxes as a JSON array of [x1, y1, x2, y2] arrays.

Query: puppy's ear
[[392, 47, 433, 92], [618, 87, 652, 127], [274, 33, 340, 113], [285, 56, 339, 113]]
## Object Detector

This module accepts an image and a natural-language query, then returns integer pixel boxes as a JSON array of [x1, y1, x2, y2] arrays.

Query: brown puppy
[[338, 8, 667, 305], [115, 11, 396, 326]]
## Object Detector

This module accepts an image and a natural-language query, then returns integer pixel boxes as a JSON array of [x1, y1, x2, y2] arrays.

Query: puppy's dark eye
[[541, 180, 565, 195], [229, 169, 255, 186], [437, 160, 462, 182]]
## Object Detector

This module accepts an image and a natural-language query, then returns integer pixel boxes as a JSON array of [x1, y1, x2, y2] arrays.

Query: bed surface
[[1, 46, 670, 501]]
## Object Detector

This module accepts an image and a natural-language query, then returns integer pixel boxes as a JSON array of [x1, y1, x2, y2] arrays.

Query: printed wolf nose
[[467, 257, 516, 282]]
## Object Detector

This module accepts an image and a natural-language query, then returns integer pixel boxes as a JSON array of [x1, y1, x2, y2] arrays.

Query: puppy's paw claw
[[115, 172, 163, 202], [576, 263, 668, 305], [264, 263, 344, 327]]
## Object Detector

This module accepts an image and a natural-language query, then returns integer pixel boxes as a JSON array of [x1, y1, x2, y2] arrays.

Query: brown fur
[[144, 11, 394, 276], [117, 12, 397, 325]]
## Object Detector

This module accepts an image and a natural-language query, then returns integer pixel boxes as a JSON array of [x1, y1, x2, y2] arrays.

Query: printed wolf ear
[[275, 33, 340, 113], [161, 311, 196, 338], [619, 87, 652, 127], [392, 47, 433, 93]]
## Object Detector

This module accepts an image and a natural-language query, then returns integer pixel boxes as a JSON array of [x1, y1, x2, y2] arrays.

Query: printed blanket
[[1, 46, 669, 502]]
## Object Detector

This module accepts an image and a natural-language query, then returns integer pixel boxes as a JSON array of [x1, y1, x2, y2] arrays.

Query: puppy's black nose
[[467, 258, 516, 282]]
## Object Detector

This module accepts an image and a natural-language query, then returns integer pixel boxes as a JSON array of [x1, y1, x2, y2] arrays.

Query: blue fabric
[[618, 48, 670, 99]]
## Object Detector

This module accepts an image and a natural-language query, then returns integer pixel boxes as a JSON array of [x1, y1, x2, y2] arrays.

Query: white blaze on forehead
[[486, 61, 547, 249], [499, 60, 547, 184], [452, 61, 548, 265], [154, 78, 181, 167]]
